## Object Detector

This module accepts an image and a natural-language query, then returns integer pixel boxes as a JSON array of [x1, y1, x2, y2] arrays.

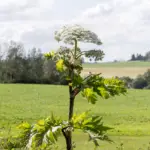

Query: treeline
[[0, 41, 67, 84], [130, 51, 150, 61], [119, 69, 150, 89]]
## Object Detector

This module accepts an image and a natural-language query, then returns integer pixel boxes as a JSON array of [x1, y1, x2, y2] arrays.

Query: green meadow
[[83, 61, 150, 68], [0, 84, 150, 149]]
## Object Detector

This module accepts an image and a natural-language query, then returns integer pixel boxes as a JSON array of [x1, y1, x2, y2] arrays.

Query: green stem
[[63, 39, 78, 150], [69, 78, 74, 121], [74, 39, 77, 59], [68, 38, 77, 121]]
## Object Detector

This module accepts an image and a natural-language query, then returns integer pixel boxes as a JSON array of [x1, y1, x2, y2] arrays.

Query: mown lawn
[[0, 84, 150, 149]]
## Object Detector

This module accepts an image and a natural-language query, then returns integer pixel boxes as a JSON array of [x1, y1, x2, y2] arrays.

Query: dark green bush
[[143, 69, 150, 84], [119, 76, 133, 88], [132, 75, 148, 89], [144, 84, 150, 89]]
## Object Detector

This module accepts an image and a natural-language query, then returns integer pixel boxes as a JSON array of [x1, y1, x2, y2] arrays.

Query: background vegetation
[[0, 39, 150, 149], [130, 51, 150, 61], [0, 41, 67, 85], [119, 69, 150, 89]]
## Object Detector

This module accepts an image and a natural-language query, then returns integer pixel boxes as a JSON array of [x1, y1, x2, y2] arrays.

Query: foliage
[[44, 24, 126, 150], [81, 75, 126, 104], [1, 112, 112, 149], [71, 111, 113, 146], [130, 51, 150, 61], [132, 75, 148, 89], [0, 41, 66, 85], [1, 25, 126, 150], [131, 69, 150, 89], [143, 69, 150, 84], [118, 69, 150, 89], [119, 76, 133, 88], [85, 49, 104, 61], [17, 114, 63, 150], [144, 84, 150, 89]]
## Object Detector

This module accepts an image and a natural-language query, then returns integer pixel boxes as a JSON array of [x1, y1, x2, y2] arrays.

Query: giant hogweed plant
[[8, 25, 126, 150]]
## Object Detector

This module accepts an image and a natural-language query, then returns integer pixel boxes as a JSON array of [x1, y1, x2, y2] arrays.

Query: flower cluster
[[55, 24, 102, 45]]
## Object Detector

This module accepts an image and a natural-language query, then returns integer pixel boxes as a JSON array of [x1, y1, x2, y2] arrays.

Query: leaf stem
[[74, 39, 77, 59]]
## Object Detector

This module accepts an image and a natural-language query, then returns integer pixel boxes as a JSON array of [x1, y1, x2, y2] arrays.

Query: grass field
[[82, 61, 150, 78], [0, 84, 150, 149], [83, 61, 150, 68]]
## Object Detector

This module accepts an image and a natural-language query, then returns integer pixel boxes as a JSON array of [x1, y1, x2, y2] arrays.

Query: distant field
[[0, 84, 150, 149], [83, 61, 150, 68], [83, 61, 150, 78]]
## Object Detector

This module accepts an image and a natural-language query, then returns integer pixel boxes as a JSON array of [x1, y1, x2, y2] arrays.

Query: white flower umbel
[[55, 24, 102, 45]]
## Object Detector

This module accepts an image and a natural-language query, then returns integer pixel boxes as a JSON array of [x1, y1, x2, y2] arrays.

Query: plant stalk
[[63, 39, 78, 150]]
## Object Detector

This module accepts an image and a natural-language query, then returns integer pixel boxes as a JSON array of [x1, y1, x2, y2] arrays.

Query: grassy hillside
[[82, 61, 150, 78], [0, 84, 150, 149], [83, 61, 150, 68]]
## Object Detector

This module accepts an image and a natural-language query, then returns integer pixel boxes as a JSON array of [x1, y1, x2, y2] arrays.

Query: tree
[[9, 25, 126, 150], [132, 75, 148, 89], [81, 57, 85, 63], [143, 69, 150, 84], [3, 41, 25, 82], [130, 53, 145, 61], [137, 54, 144, 61], [145, 51, 150, 61], [131, 54, 136, 61], [26, 48, 44, 83], [0, 41, 67, 84], [119, 76, 133, 88]]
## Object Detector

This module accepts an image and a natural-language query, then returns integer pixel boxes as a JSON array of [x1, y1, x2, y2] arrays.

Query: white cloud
[[0, 0, 56, 44], [82, 3, 113, 18], [70, 0, 150, 61], [0, 0, 28, 7], [0, 0, 55, 21], [0, 0, 150, 61]]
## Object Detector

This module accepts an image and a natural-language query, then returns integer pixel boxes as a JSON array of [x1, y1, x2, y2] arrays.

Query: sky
[[0, 0, 150, 61]]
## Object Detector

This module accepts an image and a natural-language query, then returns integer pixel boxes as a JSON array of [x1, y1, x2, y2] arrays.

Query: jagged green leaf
[[82, 88, 98, 104], [72, 74, 83, 87], [16, 114, 64, 149], [71, 112, 112, 147], [81, 74, 127, 103]]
